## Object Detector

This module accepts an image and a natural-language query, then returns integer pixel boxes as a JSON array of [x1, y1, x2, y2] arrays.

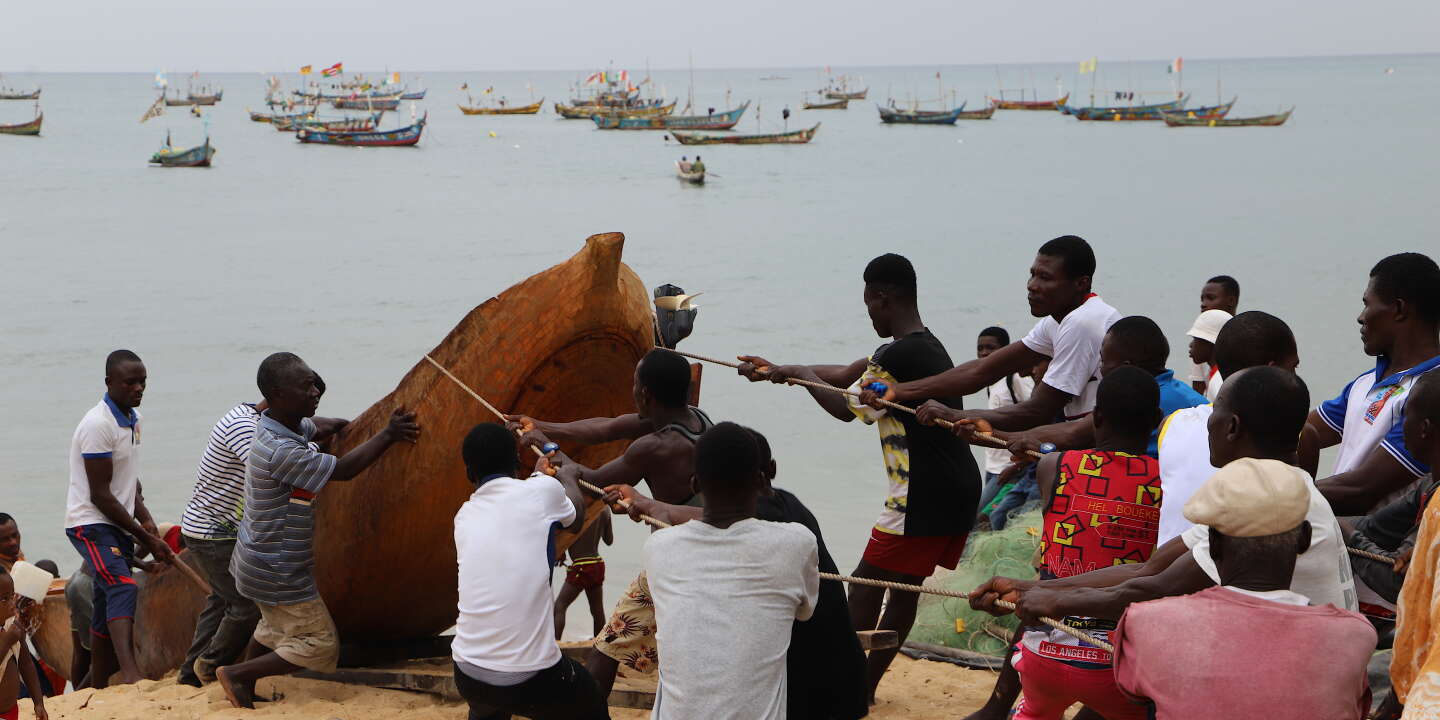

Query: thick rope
[[667, 349, 1039, 458], [1347, 546, 1397, 565], [425, 354, 1109, 650]]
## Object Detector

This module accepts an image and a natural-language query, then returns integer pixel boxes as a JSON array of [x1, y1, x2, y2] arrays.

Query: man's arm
[[507, 413, 651, 447], [1017, 550, 1213, 623], [916, 381, 1076, 433], [602, 484, 703, 527], [332, 408, 419, 481], [561, 437, 656, 495], [884, 341, 1043, 405], [17, 640, 47, 720], [1306, 409, 1344, 449], [83, 458, 172, 563], [737, 356, 868, 422], [310, 416, 350, 444], [1034, 452, 1062, 508], [1317, 446, 1420, 516], [133, 482, 158, 537], [1001, 416, 1096, 457], [554, 465, 587, 531], [969, 536, 1190, 616]]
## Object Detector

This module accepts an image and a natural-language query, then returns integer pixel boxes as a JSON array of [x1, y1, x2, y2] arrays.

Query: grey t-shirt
[[645, 518, 819, 720]]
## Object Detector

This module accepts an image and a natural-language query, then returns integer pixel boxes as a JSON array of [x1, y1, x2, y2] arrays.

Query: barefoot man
[[217, 353, 419, 709]]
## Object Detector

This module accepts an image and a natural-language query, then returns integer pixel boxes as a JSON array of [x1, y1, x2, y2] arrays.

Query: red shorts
[[564, 558, 606, 591], [1013, 644, 1147, 720], [861, 528, 967, 577], [1, 705, 16, 720]]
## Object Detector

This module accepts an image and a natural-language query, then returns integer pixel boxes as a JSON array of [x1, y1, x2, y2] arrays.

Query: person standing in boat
[[450, 423, 609, 720], [690, 155, 705, 174], [63, 349, 174, 688], [505, 348, 713, 699], [217, 353, 419, 709], [737, 253, 978, 703]]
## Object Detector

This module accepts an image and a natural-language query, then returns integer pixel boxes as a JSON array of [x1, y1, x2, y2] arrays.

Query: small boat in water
[[803, 98, 848, 110], [458, 98, 545, 115], [824, 88, 867, 100], [556, 100, 676, 119], [0, 88, 41, 101], [988, 93, 1068, 111], [150, 136, 215, 167], [188, 90, 223, 105], [400, 89, 427, 100], [0, 109, 42, 136], [297, 114, 426, 146], [276, 112, 384, 132], [333, 96, 402, 111], [1162, 107, 1293, 127], [956, 103, 997, 120], [877, 103, 965, 125], [249, 108, 314, 123], [1079, 96, 1234, 122], [676, 160, 705, 184], [1066, 95, 1188, 120], [593, 102, 749, 130], [671, 123, 819, 145]]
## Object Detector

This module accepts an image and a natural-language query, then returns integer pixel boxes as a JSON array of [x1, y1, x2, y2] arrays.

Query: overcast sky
[[5, 0, 1436, 73]]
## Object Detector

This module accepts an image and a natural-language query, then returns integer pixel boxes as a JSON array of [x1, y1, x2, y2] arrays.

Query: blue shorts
[[66, 524, 138, 637]]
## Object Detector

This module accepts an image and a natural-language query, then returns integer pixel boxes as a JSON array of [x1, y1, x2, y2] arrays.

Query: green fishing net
[[909, 509, 1043, 656]]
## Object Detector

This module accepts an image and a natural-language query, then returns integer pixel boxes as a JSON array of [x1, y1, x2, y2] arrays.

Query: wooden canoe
[[592, 102, 749, 131], [676, 162, 705, 184], [149, 139, 215, 167], [824, 88, 867, 100], [458, 99, 545, 115], [876, 104, 964, 124], [1162, 107, 1293, 127], [296, 116, 426, 146], [33, 234, 661, 678], [956, 103, 997, 120], [0, 111, 41, 135], [555, 100, 675, 119], [333, 97, 401, 111], [0, 88, 41, 100], [988, 93, 1068, 110], [671, 123, 819, 145], [803, 98, 848, 110]]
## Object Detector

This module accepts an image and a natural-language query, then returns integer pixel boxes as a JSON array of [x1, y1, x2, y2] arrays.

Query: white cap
[[1186, 309, 1233, 344], [1183, 458, 1309, 537]]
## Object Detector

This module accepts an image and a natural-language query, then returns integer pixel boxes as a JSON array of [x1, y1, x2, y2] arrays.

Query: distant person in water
[[553, 512, 612, 640], [218, 352, 419, 709]]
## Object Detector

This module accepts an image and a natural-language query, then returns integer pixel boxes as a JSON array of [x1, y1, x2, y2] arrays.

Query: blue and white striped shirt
[[231, 411, 337, 605], [180, 403, 260, 541]]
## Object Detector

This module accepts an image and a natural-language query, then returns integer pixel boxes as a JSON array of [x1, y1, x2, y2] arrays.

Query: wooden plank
[[858, 630, 899, 650]]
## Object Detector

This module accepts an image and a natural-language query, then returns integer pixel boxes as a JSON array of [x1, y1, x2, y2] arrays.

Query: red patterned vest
[[1040, 449, 1162, 579]]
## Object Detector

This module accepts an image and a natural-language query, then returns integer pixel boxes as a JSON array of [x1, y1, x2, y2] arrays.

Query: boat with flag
[[0, 107, 42, 135], [989, 93, 1068, 111], [187, 89, 223, 105], [275, 112, 384, 132], [592, 102, 749, 130], [333, 95, 402, 111], [1162, 107, 1293, 127], [821, 74, 867, 100], [150, 134, 215, 167], [1077, 96, 1235, 122], [1067, 95, 1191, 121], [803, 98, 848, 110], [297, 113, 426, 146], [458, 98, 545, 115], [877, 102, 969, 125], [557, 99, 674, 119], [249, 108, 314, 123], [671, 123, 819, 145]]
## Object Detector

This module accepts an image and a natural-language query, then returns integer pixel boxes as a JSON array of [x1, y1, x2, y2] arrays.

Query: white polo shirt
[[65, 394, 143, 529], [1021, 294, 1122, 419], [1155, 405, 1215, 546], [1317, 355, 1439, 488]]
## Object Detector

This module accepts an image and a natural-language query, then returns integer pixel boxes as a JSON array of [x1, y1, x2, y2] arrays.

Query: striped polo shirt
[[231, 411, 337, 605], [180, 403, 260, 541]]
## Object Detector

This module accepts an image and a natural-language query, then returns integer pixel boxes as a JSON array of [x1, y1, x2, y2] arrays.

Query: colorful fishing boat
[[877, 103, 965, 125], [804, 98, 848, 110], [296, 114, 426, 146], [1080, 96, 1233, 122], [400, 89, 427, 100], [150, 137, 215, 167], [671, 123, 820, 145], [676, 161, 705, 184], [988, 93, 1068, 111], [249, 108, 314, 123], [1066, 95, 1189, 120], [824, 88, 867, 100], [0, 110, 42, 135], [957, 103, 997, 119], [275, 112, 383, 132], [31, 234, 666, 678], [333, 96, 402, 111], [0, 88, 41, 100], [1162, 107, 1293, 127], [592, 102, 749, 130], [187, 90, 223, 105], [458, 98, 545, 115], [556, 100, 676, 119]]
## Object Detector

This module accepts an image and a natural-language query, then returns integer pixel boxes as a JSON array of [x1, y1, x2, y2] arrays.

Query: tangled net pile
[[909, 509, 1043, 657]]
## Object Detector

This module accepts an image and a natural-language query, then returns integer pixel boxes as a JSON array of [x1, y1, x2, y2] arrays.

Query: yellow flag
[[300, 65, 312, 75], [1078, 57, 1097, 74], [391, 71, 401, 84]]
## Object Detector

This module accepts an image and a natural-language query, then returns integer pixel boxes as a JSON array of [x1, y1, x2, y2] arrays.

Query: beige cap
[[1183, 458, 1309, 537], [1186, 309, 1233, 344]]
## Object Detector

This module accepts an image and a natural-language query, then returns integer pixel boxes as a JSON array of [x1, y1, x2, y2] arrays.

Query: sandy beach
[[24, 655, 1002, 720]]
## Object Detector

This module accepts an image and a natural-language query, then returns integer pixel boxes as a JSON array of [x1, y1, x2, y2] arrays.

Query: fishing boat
[[400, 89, 427, 100], [249, 108, 314, 123], [824, 88, 867, 100], [149, 137, 215, 167], [0, 88, 41, 100], [556, 100, 675, 119], [956, 103, 997, 119], [877, 103, 965, 125], [297, 114, 426, 146], [163, 92, 197, 107], [803, 98, 848, 110], [333, 96, 402, 111], [32, 233, 666, 679], [458, 98, 545, 115], [676, 161, 705, 184], [988, 93, 1068, 111], [276, 112, 384, 132], [0, 110, 42, 136], [1080, 96, 1233, 122], [187, 90, 223, 105], [1067, 95, 1189, 121], [1162, 107, 1294, 127], [592, 102, 749, 130], [671, 123, 820, 145]]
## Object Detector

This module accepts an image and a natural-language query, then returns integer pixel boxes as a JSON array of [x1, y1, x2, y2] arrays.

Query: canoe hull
[[556, 101, 675, 119], [877, 104, 968, 124], [593, 102, 748, 130], [676, 162, 705, 184], [1163, 108, 1293, 127], [0, 112, 42, 135], [988, 93, 1068, 110], [824, 89, 867, 100], [0, 89, 41, 100], [333, 98, 402, 111], [671, 123, 819, 145], [803, 99, 848, 110], [149, 142, 215, 167], [297, 117, 425, 146], [458, 99, 545, 115]]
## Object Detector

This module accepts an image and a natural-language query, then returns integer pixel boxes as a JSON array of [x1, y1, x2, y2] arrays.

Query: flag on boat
[[300, 65, 312, 75], [322, 62, 343, 77], [619, 70, 629, 84], [391, 71, 401, 84], [584, 71, 602, 85], [1168, 57, 1183, 74], [139, 95, 164, 123], [153, 71, 167, 89], [1078, 57, 1098, 74]]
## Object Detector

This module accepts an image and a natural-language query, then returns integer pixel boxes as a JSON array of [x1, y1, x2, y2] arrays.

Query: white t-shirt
[[1188, 360, 1210, 383], [984, 374, 1035, 474], [1156, 405, 1214, 546], [1021, 295, 1122, 419], [646, 518, 819, 720], [451, 473, 577, 673], [1181, 465, 1357, 611], [65, 395, 143, 529], [1205, 372, 1224, 402], [1317, 355, 1438, 507]]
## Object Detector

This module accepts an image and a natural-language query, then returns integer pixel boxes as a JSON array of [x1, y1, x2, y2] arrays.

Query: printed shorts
[[592, 572, 658, 676], [253, 597, 340, 673], [1013, 644, 1147, 720], [862, 528, 968, 578], [65, 524, 137, 637], [564, 558, 606, 591]]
